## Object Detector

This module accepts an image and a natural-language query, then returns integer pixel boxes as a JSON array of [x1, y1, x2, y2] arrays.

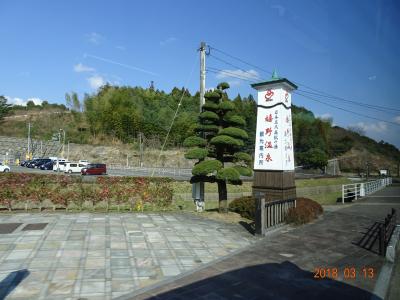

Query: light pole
[[59, 129, 66, 158]]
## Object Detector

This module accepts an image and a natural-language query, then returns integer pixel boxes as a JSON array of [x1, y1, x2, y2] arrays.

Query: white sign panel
[[253, 86, 294, 171]]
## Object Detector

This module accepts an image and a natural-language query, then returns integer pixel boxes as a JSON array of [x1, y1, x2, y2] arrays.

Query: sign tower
[[251, 71, 297, 200]]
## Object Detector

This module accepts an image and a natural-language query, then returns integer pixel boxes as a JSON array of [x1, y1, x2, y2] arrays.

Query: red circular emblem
[[265, 89, 274, 101]]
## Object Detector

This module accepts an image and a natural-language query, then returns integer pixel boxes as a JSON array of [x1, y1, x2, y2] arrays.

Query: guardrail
[[107, 165, 192, 177], [378, 208, 397, 256], [341, 177, 392, 203], [255, 198, 296, 235]]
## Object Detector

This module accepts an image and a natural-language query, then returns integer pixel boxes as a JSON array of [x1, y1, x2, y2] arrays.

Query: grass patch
[[172, 177, 351, 195], [300, 191, 342, 206], [295, 177, 352, 188]]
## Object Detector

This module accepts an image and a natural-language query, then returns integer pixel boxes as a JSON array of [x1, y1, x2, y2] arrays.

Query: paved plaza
[[0, 212, 255, 299]]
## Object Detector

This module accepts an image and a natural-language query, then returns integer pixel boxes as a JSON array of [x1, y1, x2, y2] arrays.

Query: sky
[[1, 0, 399, 148]]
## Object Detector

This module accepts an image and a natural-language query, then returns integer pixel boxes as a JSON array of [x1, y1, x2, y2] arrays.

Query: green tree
[[297, 148, 328, 170], [183, 83, 252, 213], [0, 96, 12, 121]]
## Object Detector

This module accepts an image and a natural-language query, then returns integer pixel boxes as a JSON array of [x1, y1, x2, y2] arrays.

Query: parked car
[[64, 162, 87, 174], [40, 161, 54, 170], [78, 160, 90, 165], [81, 163, 107, 175], [53, 159, 68, 172], [0, 162, 10, 172], [34, 158, 52, 169], [20, 160, 30, 167], [26, 159, 42, 168]]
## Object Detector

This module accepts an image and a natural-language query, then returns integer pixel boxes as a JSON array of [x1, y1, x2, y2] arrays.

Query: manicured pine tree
[[183, 82, 252, 213]]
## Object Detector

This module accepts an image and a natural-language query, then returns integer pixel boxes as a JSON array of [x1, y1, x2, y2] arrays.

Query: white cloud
[[73, 63, 95, 73], [87, 75, 105, 89], [5, 96, 44, 106], [368, 75, 377, 81], [353, 121, 387, 133], [115, 45, 126, 51], [216, 69, 260, 82], [87, 32, 104, 44], [394, 115, 400, 124], [160, 37, 177, 46]]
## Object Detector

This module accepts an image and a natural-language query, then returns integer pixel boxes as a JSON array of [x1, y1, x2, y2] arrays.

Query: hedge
[[0, 173, 173, 212]]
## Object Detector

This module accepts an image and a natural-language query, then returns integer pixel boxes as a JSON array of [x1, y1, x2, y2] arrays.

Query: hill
[[0, 85, 399, 174]]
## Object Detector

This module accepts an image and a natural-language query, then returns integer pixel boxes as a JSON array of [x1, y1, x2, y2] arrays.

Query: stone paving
[[0, 212, 255, 299]]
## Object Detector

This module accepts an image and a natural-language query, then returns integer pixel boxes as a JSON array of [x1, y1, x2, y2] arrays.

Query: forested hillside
[[1, 85, 399, 170]]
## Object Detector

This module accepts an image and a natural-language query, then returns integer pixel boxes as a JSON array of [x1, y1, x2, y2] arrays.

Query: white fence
[[341, 178, 392, 203]]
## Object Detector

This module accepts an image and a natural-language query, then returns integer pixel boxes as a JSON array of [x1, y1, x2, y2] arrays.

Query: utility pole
[[27, 122, 31, 159], [193, 42, 207, 207], [67, 141, 70, 160], [139, 132, 144, 167]]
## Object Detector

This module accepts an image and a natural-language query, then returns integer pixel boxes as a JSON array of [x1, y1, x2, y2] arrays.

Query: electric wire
[[208, 45, 400, 114], [151, 55, 197, 176], [294, 91, 400, 127]]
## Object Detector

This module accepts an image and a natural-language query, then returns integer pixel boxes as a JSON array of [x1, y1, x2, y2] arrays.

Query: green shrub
[[192, 160, 223, 176], [216, 167, 240, 182], [219, 127, 248, 139], [233, 152, 252, 164], [210, 135, 244, 147], [229, 196, 256, 220], [184, 148, 209, 160], [224, 115, 246, 126], [183, 136, 207, 147], [199, 111, 219, 121], [218, 101, 235, 111], [286, 197, 323, 225]]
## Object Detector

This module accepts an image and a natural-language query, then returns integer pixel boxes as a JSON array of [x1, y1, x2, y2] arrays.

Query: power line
[[209, 45, 399, 113], [298, 89, 400, 114], [151, 55, 197, 175], [208, 54, 264, 81], [294, 91, 400, 127], [206, 67, 259, 83]]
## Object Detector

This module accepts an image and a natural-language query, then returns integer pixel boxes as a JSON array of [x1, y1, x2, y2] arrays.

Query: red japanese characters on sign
[[285, 91, 289, 103], [265, 114, 273, 122], [265, 127, 272, 136], [265, 153, 272, 162], [265, 89, 274, 101], [265, 141, 273, 148]]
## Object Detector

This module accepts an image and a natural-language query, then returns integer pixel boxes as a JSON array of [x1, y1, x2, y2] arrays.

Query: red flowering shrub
[[0, 173, 174, 211]]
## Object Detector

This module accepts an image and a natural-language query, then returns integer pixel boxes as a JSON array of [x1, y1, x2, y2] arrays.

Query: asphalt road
[[7, 165, 329, 181]]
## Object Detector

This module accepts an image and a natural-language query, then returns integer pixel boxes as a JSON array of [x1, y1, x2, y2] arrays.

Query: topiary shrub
[[228, 196, 256, 220], [219, 127, 248, 139], [286, 197, 323, 225], [184, 148, 209, 160], [210, 135, 244, 147], [192, 160, 223, 176]]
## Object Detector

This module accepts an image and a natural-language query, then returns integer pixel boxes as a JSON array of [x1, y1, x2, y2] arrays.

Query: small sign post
[[251, 71, 297, 202]]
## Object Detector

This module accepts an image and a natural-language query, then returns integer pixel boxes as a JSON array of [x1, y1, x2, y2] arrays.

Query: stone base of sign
[[252, 170, 296, 201]]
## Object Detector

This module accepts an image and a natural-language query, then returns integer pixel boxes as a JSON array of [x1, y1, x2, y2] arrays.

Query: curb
[[373, 225, 400, 299]]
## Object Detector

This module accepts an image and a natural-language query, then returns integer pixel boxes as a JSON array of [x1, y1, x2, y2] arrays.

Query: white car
[[0, 163, 10, 172], [53, 159, 68, 172], [64, 162, 86, 174]]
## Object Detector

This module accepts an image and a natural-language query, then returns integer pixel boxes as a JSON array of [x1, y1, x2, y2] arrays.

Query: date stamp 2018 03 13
[[313, 267, 375, 280]]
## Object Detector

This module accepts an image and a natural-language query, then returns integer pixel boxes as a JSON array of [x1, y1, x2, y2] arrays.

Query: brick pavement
[[127, 185, 400, 300], [0, 212, 255, 299]]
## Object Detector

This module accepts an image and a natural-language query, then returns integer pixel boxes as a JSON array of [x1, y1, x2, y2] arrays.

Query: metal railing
[[255, 198, 296, 235], [378, 208, 397, 256], [342, 177, 392, 203]]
